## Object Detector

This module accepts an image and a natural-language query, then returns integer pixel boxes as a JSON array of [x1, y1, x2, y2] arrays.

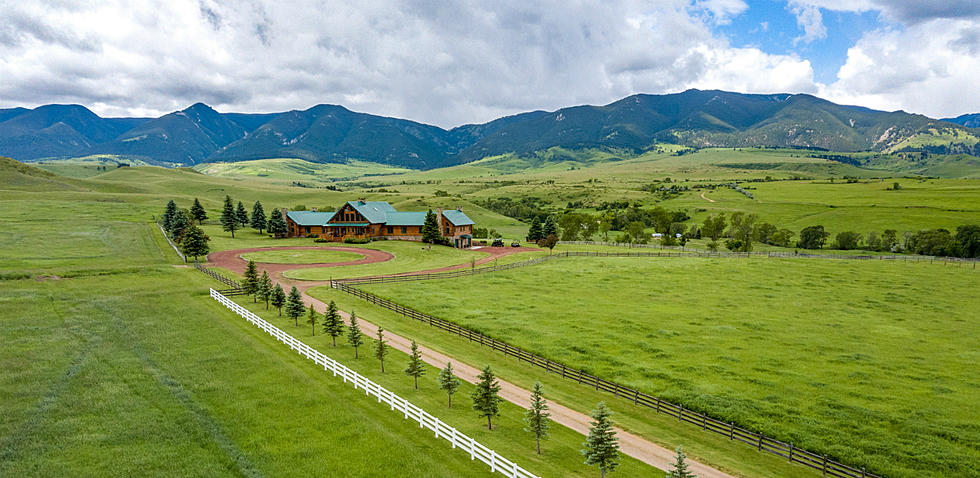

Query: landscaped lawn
[[240, 248, 365, 264], [355, 256, 980, 478], [284, 241, 489, 280]]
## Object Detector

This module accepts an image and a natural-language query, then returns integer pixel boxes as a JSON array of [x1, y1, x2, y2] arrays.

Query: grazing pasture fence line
[[155, 221, 186, 262], [194, 261, 248, 296], [331, 280, 879, 478], [209, 289, 539, 478]]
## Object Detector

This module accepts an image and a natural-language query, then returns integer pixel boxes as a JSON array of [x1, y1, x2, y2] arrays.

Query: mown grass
[[285, 241, 489, 280], [240, 248, 365, 264], [350, 256, 979, 478]]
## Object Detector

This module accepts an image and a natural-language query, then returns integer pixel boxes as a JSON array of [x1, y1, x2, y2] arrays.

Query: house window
[[445, 226, 450, 235], [305, 226, 310, 234], [387, 226, 393, 234], [401, 226, 407, 234]]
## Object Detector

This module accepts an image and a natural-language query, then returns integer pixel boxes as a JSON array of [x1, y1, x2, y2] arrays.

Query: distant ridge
[[2, 90, 978, 168]]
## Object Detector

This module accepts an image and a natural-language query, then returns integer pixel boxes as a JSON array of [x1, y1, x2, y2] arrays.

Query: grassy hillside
[[194, 157, 412, 185]]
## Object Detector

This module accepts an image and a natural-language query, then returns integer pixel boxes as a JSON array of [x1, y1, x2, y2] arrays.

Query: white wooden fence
[[156, 221, 186, 262], [209, 289, 539, 478]]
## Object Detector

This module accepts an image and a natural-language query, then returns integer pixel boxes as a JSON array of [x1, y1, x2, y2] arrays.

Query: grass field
[[194, 157, 412, 186], [283, 241, 490, 280], [240, 248, 365, 264], [351, 256, 979, 478]]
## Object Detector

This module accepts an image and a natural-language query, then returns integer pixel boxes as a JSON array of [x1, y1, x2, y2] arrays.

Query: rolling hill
[[2, 90, 978, 168]]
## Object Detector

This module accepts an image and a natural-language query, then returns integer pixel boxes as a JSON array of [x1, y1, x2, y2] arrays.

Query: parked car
[[511, 241, 521, 247], [491, 239, 504, 247]]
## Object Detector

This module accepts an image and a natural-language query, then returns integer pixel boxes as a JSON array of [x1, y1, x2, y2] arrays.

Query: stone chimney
[[436, 208, 443, 234], [311, 207, 317, 212]]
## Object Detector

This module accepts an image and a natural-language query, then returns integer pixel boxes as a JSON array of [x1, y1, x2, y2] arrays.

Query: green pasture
[[240, 248, 365, 264], [194, 157, 412, 185], [284, 241, 489, 280], [351, 256, 979, 478]]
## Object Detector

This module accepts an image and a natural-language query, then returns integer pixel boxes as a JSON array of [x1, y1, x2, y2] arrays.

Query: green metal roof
[[286, 210, 336, 226], [347, 200, 396, 224], [442, 209, 475, 226], [384, 211, 426, 226], [325, 223, 369, 227]]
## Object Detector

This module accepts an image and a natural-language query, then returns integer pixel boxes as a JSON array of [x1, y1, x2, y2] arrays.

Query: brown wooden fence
[[194, 261, 248, 296], [331, 280, 879, 478]]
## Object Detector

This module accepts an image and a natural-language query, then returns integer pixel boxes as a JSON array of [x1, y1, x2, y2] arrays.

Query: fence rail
[[194, 261, 244, 291], [156, 221, 186, 262], [209, 289, 539, 478], [332, 281, 878, 478]]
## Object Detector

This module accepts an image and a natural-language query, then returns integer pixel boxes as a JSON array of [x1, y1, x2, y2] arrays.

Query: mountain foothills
[[2, 89, 978, 168]]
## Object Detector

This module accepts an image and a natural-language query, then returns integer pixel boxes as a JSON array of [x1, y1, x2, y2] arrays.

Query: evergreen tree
[[322, 300, 344, 346], [582, 402, 620, 478], [162, 200, 178, 232], [235, 201, 249, 228], [404, 340, 426, 389], [472, 365, 502, 430], [347, 312, 364, 358], [438, 362, 461, 408], [421, 209, 441, 244], [666, 446, 696, 478], [179, 225, 210, 261], [220, 195, 238, 238], [524, 381, 551, 454], [169, 209, 191, 241], [285, 286, 305, 326], [306, 304, 319, 336], [250, 201, 267, 233], [374, 327, 389, 373], [526, 216, 543, 242], [270, 283, 286, 316], [256, 271, 273, 309], [543, 215, 558, 237], [190, 198, 207, 225], [241, 260, 259, 300], [268, 208, 288, 238]]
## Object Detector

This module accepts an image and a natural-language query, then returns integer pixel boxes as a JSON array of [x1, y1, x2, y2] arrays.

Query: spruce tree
[[374, 327, 388, 373], [472, 365, 502, 430], [543, 215, 558, 237], [322, 300, 344, 346], [169, 209, 191, 240], [347, 312, 364, 358], [256, 271, 273, 309], [162, 200, 178, 232], [268, 208, 288, 238], [421, 209, 441, 244], [527, 216, 543, 242], [250, 201, 267, 233], [582, 402, 620, 478], [190, 198, 207, 224], [438, 362, 461, 408], [306, 304, 319, 336], [404, 340, 426, 389], [270, 283, 286, 316], [285, 286, 305, 326], [524, 381, 551, 454], [235, 201, 249, 227], [220, 195, 238, 238], [179, 225, 210, 261], [241, 260, 259, 300], [666, 446, 696, 478]]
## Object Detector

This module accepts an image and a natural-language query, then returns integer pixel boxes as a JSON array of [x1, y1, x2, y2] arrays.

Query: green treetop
[[438, 362, 461, 408], [190, 198, 207, 225], [471, 365, 502, 430]]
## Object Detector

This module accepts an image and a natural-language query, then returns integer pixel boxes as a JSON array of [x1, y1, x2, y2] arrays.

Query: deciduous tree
[[438, 362, 461, 408], [797, 225, 830, 249], [472, 365, 501, 430], [537, 234, 558, 253]]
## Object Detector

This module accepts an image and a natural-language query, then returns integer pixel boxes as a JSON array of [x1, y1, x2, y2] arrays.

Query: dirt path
[[207, 246, 394, 277], [700, 191, 716, 203]]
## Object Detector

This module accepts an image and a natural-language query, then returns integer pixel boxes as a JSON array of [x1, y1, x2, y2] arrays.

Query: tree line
[[217, 195, 288, 238]]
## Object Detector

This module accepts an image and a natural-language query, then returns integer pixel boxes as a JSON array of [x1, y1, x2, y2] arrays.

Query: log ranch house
[[285, 200, 475, 248]]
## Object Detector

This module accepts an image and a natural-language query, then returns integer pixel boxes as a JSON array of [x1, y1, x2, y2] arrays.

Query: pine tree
[[190, 198, 207, 225], [322, 300, 344, 346], [220, 195, 238, 238], [666, 446, 696, 478], [285, 286, 305, 326], [374, 327, 388, 373], [306, 304, 319, 336], [268, 208, 288, 238], [347, 312, 364, 358], [241, 260, 259, 301], [404, 340, 426, 389], [543, 215, 558, 237], [421, 209, 441, 244], [527, 216, 543, 242], [582, 402, 620, 478], [250, 201, 267, 233], [179, 225, 210, 261], [162, 200, 178, 232], [256, 271, 273, 309], [235, 201, 249, 228], [270, 283, 286, 316], [438, 362, 461, 408], [472, 365, 502, 430], [524, 381, 551, 454], [169, 209, 191, 241]]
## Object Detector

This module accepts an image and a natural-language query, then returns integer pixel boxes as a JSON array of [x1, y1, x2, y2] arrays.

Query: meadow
[[239, 248, 365, 264], [282, 241, 491, 280], [350, 256, 979, 477]]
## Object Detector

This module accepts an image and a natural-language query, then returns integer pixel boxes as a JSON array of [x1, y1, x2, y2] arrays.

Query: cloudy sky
[[1, 0, 978, 127]]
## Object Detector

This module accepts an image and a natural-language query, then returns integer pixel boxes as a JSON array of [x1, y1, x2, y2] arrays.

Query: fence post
[[789, 442, 793, 462], [822, 455, 827, 475], [730, 422, 734, 440], [758, 434, 763, 451], [678, 404, 683, 420]]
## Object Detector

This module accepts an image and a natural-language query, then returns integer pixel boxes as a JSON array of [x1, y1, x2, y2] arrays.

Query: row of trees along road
[[160, 199, 210, 260], [219, 196, 288, 238]]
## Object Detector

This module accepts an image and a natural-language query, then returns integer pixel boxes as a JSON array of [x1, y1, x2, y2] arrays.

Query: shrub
[[344, 237, 371, 244], [313, 238, 329, 243]]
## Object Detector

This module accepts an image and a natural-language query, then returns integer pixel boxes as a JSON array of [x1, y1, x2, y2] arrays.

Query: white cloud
[[787, 2, 828, 44], [693, 0, 749, 24]]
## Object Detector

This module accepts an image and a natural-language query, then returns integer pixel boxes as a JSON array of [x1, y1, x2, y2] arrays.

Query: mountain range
[[1, 90, 977, 169]]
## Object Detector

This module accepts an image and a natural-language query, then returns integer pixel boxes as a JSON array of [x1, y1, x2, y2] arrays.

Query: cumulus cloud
[[0, 0, 818, 127]]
